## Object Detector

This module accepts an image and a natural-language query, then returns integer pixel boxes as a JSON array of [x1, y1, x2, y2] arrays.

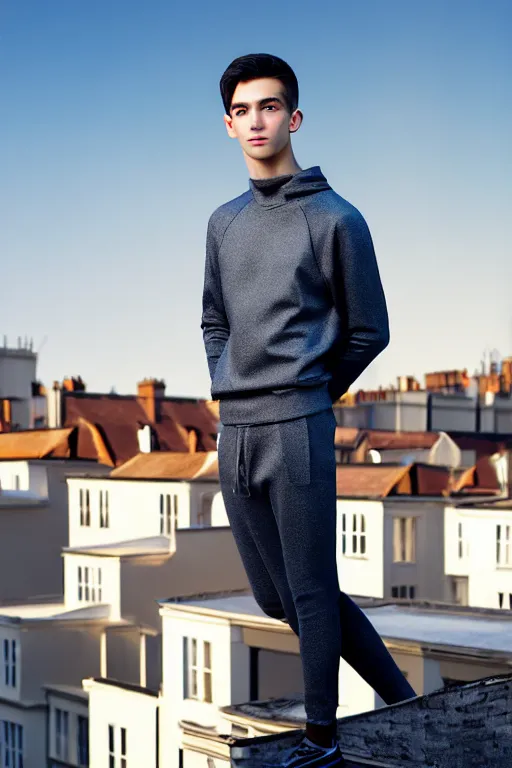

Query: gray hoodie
[[201, 165, 389, 426]]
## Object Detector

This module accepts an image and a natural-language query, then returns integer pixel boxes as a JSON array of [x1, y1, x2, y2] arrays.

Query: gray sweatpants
[[217, 406, 341, 723], [217, 406, 416, 723]]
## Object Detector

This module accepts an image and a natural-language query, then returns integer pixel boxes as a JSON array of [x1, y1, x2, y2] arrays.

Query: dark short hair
[[219, 53, 299, 116]]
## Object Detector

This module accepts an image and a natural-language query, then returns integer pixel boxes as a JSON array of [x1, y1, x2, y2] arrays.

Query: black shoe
[[262, 736, 346, 768]]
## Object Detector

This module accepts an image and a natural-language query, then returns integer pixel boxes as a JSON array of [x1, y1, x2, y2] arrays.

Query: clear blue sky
[[1, 0, 511, 397]]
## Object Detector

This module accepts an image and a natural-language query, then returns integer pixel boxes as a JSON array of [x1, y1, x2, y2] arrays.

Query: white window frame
[[183, 636, 213, 703], [457, 521, 469, 559], [496, 524, 511, 567], [80, 489, 91, 527], [77, 714, 89, 767], [341, 513, 366, 557], [393, 516, 416, 562], [160, 493, 178, 535], [3, 639, 17, 688], [78, 566, 102, 603], [1, 720, 23, 767], [108, 724, 127, 768], [198, 493, 213, 527], [55, 708, 69, 761], [100, 490, 110, 528]]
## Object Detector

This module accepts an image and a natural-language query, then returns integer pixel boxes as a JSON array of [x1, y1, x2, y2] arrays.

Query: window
[[203, 641, 212, 703], [391, 585, 415, 599], [78, 566, 102, 603], [55, 708, 69, 760], [77, 715, 89, 767], [108, 724, 127, 768], [341, 513, 366, 556], [121, 727, 127, 768], [198, 494, 213, 527], [496, 524, 511, 567], [3, 639, 16, 687], [160, 493, 178, 535], [451, 576, 469, 606], [80, 489, 91, 527], [1, 721, 23, 768], [99, 490, 110, 528], [393, 517, 416, 562], [183, 636, 213, 702], [109, 724, 115, 768]]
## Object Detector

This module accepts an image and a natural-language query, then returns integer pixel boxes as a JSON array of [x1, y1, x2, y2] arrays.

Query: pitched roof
[[110, 451, 218, 480], [63, 393, 219, 465], [452, 455, 501, 494], [333, 427, 362, 449], [366, 429, 439, 451], [336, 464, 411, 498], [0, 428, 75, 459]]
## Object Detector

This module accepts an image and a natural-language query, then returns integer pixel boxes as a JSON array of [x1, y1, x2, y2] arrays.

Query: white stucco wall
[[67, 477, 192, 548], [160, 610, 234, 768], [85, 679, 158, 768], [336, 499, 384, 598], [0, 701, 45, 768], [0, 625, 21, 704], [47, 690, 89, 767], [64, 554, 121, 620], [445, 504, 512, 609]]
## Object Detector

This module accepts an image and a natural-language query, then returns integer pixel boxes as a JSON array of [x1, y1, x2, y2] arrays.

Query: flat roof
[[63, 535, 173, 558], [44, 684, 89, 702], [161, 593, 512, 656]]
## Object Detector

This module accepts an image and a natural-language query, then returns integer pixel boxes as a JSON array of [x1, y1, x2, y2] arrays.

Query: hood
[[249, 165, 331, 208]]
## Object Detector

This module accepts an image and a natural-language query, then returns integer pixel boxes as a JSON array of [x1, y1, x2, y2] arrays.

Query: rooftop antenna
[[37, 336, 48, 356]]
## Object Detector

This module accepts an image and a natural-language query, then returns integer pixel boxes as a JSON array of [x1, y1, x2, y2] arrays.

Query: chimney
[[137, 378, 166, 423], [62, 376, 86, 392], [188, 429, 198, 453]]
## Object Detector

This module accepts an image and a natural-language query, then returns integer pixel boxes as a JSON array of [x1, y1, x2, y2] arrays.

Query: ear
[[289, 109, 303, 134], [223, 114, 237, 138]]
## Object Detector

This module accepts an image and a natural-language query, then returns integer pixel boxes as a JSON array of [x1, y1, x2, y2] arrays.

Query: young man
[[201, 53, 416, 768]]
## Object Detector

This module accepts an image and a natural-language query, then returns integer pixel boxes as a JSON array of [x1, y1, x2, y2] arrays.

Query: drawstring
[[233, 426, 251, 496]]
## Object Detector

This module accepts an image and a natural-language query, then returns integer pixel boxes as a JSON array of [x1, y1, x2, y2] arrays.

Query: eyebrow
[[230, 96, 284, 114]]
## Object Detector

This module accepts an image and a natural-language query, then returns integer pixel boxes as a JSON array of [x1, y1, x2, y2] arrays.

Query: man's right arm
[[200, 214, 230, 387]]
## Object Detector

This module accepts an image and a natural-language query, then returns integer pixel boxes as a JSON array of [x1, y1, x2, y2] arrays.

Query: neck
[[244, 142, 302, 180]]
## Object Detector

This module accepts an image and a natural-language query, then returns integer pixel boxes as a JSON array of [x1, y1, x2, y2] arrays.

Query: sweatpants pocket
[[277, 416, 311, 485]]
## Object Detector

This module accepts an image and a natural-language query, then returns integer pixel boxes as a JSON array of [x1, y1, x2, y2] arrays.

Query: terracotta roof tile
[[366, 429, 439, 451], [63, 394, 219, 465], [336, 464, 411, 498], [0, 428, 75, 460], [333, 427, 362, 449], [110, 451, 219, 480]]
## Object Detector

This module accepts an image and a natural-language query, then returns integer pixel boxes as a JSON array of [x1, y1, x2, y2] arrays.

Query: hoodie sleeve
[[317, 209, 390, 403], [200, 213, 230, 386]]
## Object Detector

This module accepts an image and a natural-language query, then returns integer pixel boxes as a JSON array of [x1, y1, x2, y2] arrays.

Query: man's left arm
[[317, 209, 390, 403]]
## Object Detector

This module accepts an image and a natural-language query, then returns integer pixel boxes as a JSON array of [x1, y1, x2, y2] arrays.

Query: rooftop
[[223, 672, 512, 767], [63, 535, 173, 558], [63, 389, 219, 464], [160, 590, 512, 659], [109, 450, 218, 480]]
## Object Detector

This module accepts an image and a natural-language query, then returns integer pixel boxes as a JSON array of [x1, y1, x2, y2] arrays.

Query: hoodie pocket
[[277, 416, 311, 485]]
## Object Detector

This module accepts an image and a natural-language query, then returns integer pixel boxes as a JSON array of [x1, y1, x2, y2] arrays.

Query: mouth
[[249, 138, 268, 144]]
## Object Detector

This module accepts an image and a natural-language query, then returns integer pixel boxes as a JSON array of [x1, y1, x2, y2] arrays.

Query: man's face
[[223, 77, 302, 161]]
